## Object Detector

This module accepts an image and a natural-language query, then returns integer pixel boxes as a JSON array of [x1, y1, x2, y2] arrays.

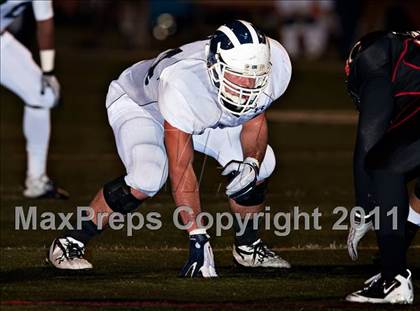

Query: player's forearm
[[240, 113, 268, 163], [37, 18, 54, 50], [410, 190, 420, 213], [169, 164, 202, 231], [164, 121, 202, 231], [37, 18, 55, 72]]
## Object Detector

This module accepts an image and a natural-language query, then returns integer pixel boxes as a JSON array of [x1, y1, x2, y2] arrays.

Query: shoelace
[[253, 241, 277, 263], [56, 239, 85, 262], [66, 241, 85, 260]]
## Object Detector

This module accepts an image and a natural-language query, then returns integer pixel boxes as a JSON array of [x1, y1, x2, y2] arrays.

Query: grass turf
[[1, 40, 419, 310]]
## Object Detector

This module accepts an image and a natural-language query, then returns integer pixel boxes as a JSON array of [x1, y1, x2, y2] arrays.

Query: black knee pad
[[415, 178, 420, 199], [103, 176, 142, 214], [233, 181, 267, 206]]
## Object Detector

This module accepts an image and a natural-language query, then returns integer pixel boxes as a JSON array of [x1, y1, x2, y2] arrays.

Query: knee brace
[[103, 176, 142, 214], [233, 180, 268, 206]]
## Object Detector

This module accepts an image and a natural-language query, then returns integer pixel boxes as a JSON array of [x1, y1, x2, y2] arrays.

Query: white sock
[[23, 106, 50, 179], [408, 205, 420, 226]]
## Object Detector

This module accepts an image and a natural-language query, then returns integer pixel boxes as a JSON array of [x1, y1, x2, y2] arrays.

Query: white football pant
[[1, 31, 56, 179]]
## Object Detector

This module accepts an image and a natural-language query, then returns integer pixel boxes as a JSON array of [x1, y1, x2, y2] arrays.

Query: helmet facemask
[[208, 48, 271, 116]]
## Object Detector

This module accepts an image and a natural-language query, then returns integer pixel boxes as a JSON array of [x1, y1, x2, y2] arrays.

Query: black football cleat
[[346, 270, 414, 304]]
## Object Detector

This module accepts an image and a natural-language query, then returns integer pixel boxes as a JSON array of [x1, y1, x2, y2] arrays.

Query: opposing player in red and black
[[344, 31, 419, 304]]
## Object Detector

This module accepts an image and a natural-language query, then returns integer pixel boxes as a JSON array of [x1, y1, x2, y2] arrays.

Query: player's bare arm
[[36, 18, 54, 50], [240, 112, 268, 163], [164, 121, 202, 232], [228, 113, 268, 217], [410, 190, 420, 213], [35, 14, 60, 102], [164, 121, 217, 277]]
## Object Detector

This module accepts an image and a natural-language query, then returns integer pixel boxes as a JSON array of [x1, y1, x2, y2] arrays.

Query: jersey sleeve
[[158, 67, 221, 135], [357, 37, 391, 81], [268, 38, 292, 100], [32, 0, 53, 22]]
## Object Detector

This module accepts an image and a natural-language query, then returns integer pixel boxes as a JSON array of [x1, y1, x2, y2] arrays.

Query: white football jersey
[[115, 38, 291, 134], [0, 0, 53, 32]]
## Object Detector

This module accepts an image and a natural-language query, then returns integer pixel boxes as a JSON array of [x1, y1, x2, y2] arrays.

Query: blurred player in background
[[47, 20, 292, 276], [275, 0, 333, 60], [345, 31, 419, 304], [0, 0, 68, 199]]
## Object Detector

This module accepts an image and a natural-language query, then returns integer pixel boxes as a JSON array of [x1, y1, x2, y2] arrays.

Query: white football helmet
[[206, 20, 271, 116]]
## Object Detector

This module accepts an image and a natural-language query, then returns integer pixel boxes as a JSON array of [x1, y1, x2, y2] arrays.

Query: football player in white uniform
[[0, 0, 68, 198], [47, 20, 292, 276]]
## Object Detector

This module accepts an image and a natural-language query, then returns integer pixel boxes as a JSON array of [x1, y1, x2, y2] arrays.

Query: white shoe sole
[[346, 294, 413, 304], [233, 255, 291, 269]]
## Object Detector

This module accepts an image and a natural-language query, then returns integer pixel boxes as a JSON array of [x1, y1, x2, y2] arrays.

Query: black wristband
[[42, 70, 55, 75]]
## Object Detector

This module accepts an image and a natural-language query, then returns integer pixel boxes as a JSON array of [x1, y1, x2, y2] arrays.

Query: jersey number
[[144, 48, 182, 86]]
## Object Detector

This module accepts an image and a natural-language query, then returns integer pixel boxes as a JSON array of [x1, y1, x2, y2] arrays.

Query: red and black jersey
[[392, 36, 420, 98], [391, 37, 420, 127], [346, 31, 420, 119], [345, 31, 420, 212]]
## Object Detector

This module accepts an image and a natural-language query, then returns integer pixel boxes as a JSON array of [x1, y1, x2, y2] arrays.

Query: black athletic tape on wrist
[[42, 70, 55, 75]]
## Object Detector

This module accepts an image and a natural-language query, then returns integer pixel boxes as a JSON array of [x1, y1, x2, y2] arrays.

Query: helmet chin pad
[[221, 99, 246, 115]]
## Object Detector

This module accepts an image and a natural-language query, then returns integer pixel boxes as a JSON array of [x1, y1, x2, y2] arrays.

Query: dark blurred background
[[5, 0, 418, 115], [9, 0, 420, 59]]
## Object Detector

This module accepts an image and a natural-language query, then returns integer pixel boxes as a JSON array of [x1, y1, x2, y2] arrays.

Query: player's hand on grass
[[41, 72, 61, 106], [347, 212, 374, 261], [222, 157, 259, 199], [180, 233, 218, 278]]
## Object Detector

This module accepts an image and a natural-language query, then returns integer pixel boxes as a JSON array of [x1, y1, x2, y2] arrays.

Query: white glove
[[41, 73, 61, 107], [347, 212, 374, 261], [221, 157, 259, 199]]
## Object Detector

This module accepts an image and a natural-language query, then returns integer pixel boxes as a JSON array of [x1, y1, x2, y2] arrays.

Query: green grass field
[[1, 38, 419, 311]]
